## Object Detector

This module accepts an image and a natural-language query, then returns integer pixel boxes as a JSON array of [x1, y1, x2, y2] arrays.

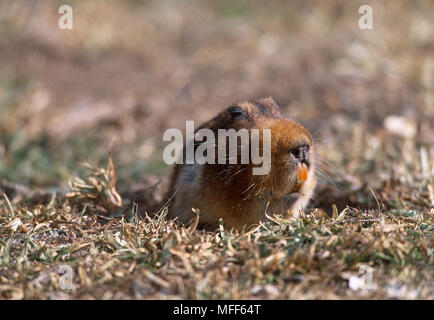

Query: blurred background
[[0, 0, 433, 210]]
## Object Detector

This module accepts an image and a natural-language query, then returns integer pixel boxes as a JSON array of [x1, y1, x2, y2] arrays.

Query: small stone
[[384, 116, 417, 139]]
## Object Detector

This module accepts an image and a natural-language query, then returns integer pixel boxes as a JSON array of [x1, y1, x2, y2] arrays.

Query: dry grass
[[0, 155, 432, 299]]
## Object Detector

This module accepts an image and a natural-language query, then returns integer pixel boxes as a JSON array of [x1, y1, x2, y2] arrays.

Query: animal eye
[[227, 106, 247, 119], [290, 144, 310, 159]]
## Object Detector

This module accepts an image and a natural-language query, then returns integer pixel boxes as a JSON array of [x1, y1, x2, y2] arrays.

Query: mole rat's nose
[[290, 145, 310, 167]]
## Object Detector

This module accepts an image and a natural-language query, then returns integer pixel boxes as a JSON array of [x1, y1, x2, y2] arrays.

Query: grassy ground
[[0, 0, 433, 299]]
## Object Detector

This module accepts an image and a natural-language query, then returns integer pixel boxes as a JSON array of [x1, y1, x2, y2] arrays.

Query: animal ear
[[257, 96, 281, 109], [253, 97, 282, 117], [227, 106, 248, 119]]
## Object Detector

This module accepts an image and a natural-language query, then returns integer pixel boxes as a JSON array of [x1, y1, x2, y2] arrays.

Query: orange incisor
[[292, 163, 308, 192], [297, 163, 308, 183]]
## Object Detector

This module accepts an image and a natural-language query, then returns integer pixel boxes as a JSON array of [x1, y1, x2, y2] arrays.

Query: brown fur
[[166, 97, 317, 229]]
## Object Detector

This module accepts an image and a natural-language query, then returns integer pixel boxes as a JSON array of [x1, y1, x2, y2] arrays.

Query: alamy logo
[[358, 5, 373, 30], [163, 121, 271, 175], [58, 265, 75, 291], [348, 265, 376, 291], [58, 5, 73, 30]]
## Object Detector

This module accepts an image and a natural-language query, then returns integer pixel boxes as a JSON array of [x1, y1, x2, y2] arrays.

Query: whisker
[[316, 157, 339, 171], [314, 166, 337, 190], [242, 184, 256, 200], [231, 167, 248, 178]]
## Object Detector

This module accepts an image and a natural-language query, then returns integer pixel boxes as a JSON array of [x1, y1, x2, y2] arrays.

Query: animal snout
[[290, 145, 310, 167]]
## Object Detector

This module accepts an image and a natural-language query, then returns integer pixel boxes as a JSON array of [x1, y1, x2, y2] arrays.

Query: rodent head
[[199, 97, 316, 201], [264, 116, 315, 199]]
